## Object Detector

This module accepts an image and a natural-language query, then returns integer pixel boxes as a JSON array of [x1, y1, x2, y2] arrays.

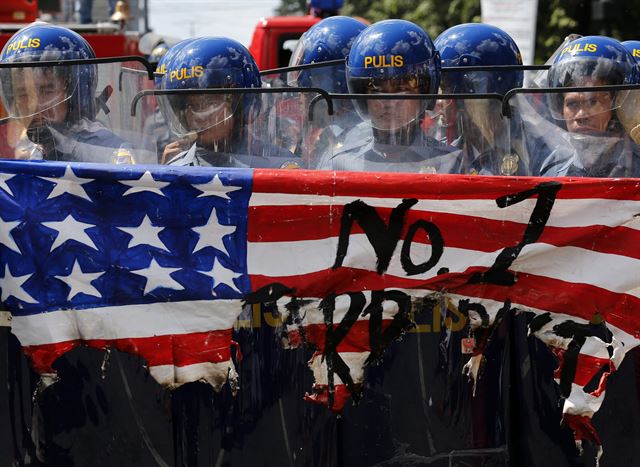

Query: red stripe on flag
[[304, 383, 358, 413], [22, 330, 233, 374], [253, 169, 640, 201], [251, 267, 640, 340], [287, 320, 394, 353], [573, 353, 615, 393], [248, 204, 640, 260]]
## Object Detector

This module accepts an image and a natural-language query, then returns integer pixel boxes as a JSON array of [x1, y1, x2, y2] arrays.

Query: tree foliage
[[276, 0, 307, 16], [278, 0, 640, 63]]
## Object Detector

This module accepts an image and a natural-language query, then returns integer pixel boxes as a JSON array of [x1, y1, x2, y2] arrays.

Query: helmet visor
[[347, 61, 432, 130], [287, 62, 348, 93], [548, 88, 628, 123], [159, 68, 245, 137], [440, 69, 523, 95], [348, 76, 428, 131], [0, 65, 79, 120], [427, 97, 507, 142], [613, 88, 640, 145]]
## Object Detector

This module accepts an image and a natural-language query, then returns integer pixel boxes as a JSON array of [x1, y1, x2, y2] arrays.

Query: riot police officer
[[538, 36, 640, 177], [161, 37, 298, 168], [317, 19, 462, 173], [0, 23, 131, 162], [143, 38, 194, 163], [287, 15, 367, 165], [434, 23, 526, 175]]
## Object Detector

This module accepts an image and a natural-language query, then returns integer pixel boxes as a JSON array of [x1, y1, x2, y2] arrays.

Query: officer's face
[[184, 94, 235, 147], [562, 82, 613, 135], [367, 78, 421, 130], [12, 69, 68, 125]]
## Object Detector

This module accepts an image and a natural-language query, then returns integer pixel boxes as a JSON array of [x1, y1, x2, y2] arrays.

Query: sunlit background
[[148, 0, 279, 46]]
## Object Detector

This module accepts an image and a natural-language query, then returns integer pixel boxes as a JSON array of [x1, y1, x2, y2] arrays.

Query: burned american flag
[[0, 160, 639, 456]]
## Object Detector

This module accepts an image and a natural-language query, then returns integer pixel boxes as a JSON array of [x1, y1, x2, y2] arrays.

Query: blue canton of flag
[[0, 160, 252, 389]]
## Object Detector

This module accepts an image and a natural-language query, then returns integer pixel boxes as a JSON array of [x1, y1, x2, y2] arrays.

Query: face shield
[[287, 62, 348, 93], [139, 87, 329, 167], [617, 88, 640, 145], [507, 90, 629, 176], [0, 65, 79, 122], [548, 88, 626, 135], [159, 68, 245, 138], [548, 55, 627, 116], [347, 60, 432, 131], [0, 58, 158, 164], [251, 89, 333, 165], [525, 34, 582, 88]]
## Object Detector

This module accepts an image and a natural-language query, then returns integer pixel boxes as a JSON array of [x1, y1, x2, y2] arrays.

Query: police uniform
[[318, 121, 463, 173], [538, 135, 640, 177], [168, 140, 302, 169], [22, 119, 132, 163]]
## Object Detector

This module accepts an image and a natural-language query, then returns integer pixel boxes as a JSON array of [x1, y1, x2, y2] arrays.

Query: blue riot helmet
[[347, 19, 440, 132], [154, 38, 195, 88], [616, 41, 640, 144], [288, 16, 366, 93], [0, 22, 97, 123], [622, 40, 640, 61], [161, 36, 261, 146], [547, 36, 638, 122], [433, 23, 521, 169], [435, 23, 523, 95], [309, 0, 344, 18]]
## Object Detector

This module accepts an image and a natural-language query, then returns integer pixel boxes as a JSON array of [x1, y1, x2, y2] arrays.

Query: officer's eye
[[565, 101, 579, 112]]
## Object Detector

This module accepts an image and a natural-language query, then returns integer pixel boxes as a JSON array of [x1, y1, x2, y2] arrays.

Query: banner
[[481, 0, 539, 64], [1, 161, 640, 465]]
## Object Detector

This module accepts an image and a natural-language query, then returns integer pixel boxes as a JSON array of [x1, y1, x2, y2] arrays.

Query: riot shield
[[132, 87, 334, 168], [260, 59, 346, 91], [504, 84, 640, 177], [524, 34, 582, 88], [310, 93, 516, 175], [0, 57, 157, 164]]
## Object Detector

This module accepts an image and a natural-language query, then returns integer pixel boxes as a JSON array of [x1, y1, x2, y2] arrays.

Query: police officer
[[435, 23, 526, 175], [287, 15, 367, 165], [143, 38, 194, 163], [161, 37, 298, 168], [317, 19, 462, 173], [538, 36, 640, 177], [0, 23, 131, 162]]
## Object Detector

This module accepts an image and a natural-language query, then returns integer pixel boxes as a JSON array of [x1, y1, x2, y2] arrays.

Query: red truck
[[0, 0, 142, 57], [249, 15, 322, 70]]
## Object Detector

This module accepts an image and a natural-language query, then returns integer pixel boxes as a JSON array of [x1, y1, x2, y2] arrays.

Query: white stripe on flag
[[249, 235, 640, 298], [13, 300, 243, 346], [309, 351, 370, 385], [150, 361, 237, 390], [250, 193, 640, 229]]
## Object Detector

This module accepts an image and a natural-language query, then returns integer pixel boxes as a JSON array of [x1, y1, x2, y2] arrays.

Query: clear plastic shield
[[287, 62, 350, 94], [313, 95, 513, 175], [95, 60, 158, 164], [0, 65, 79, 120], [154, 89, 332, 169], [158, 68, 247, 139], [0, 60, 157, 164], [524, 34, 582, 88], [506, 88, 640, 177], [440, 68, 524, 96]]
